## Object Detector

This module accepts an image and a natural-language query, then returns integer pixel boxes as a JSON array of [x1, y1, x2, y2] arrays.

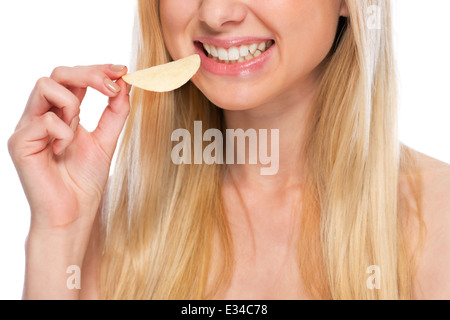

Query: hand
[[8, 64, 130, 234]]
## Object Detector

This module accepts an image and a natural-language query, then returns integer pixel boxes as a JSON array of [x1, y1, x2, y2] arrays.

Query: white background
[[0, 1, 449, 299]]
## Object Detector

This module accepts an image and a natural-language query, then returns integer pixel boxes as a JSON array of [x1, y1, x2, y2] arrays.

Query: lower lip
[[194, 42, 275, 77]]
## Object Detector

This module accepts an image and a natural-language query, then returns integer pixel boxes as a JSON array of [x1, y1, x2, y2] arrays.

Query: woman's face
[[160, 0, 348, 111]]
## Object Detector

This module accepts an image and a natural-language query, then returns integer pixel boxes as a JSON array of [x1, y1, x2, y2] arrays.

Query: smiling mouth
[[197, 40, 275, 64]]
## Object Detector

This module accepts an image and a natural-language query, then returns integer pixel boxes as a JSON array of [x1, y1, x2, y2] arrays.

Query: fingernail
[[110, 64, 126, 72], [127, 84, 132, 95], [104, 78, 120, 93]]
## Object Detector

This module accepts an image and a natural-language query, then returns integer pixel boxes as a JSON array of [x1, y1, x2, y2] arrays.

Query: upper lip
[[195, 37, 274, 49]]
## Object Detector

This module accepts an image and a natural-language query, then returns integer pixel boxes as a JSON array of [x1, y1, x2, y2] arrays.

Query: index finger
[[50, 64, 128, 98]]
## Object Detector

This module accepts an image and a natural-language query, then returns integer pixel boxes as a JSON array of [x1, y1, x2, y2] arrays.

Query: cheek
[[160, 0, 197, 58], [160, 0, 194, 29], [305, 16, 339, 61], [281, 2, 340, 67], [290, 23, 337, 81], [274, 5, 340, 93]]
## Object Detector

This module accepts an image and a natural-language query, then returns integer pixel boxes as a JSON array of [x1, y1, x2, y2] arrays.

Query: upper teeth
[[203, 41, 273, 63]]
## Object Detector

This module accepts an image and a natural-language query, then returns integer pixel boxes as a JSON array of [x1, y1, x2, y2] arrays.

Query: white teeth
[[249, 43, 258, 55], [202, 41, 273, 63], [217, 47, 228, 61], [204, 43, 211, 54], [239, 45, 249, 57], [258, 42, 266, 52], [228, 47, 240, 60], [210, 46, 218, 57]]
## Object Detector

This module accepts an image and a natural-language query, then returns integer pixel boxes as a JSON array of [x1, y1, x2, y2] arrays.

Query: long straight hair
[[100, 0, 423, 299]]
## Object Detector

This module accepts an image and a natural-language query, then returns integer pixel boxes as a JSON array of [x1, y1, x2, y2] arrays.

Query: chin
[[205, 93, 261, 111], [196, 84, 264, 111]]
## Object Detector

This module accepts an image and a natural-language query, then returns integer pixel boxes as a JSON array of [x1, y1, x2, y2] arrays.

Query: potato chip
[[122, 54, 200, 92]]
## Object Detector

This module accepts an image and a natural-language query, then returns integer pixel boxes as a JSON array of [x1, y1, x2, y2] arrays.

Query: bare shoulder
[[413, 149, 450, 225], [406, 149, 450, 299]]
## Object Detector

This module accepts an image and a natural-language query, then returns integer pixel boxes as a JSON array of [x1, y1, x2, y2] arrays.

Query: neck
[[222, 75, 320, 191]]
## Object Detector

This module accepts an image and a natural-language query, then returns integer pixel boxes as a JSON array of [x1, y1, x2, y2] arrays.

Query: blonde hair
[[100, 0, 423, 299]]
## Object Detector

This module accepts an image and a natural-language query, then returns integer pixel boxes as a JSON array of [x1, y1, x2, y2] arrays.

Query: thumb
[[92, 78, 131, 159]]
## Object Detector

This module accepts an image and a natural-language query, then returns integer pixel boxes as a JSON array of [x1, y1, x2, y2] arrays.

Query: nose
[[198, 0, 248, 31]]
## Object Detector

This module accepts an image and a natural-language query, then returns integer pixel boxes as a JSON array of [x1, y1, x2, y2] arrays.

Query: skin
[[8, 65, 131, 299], [8, 0, 450, 299]]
